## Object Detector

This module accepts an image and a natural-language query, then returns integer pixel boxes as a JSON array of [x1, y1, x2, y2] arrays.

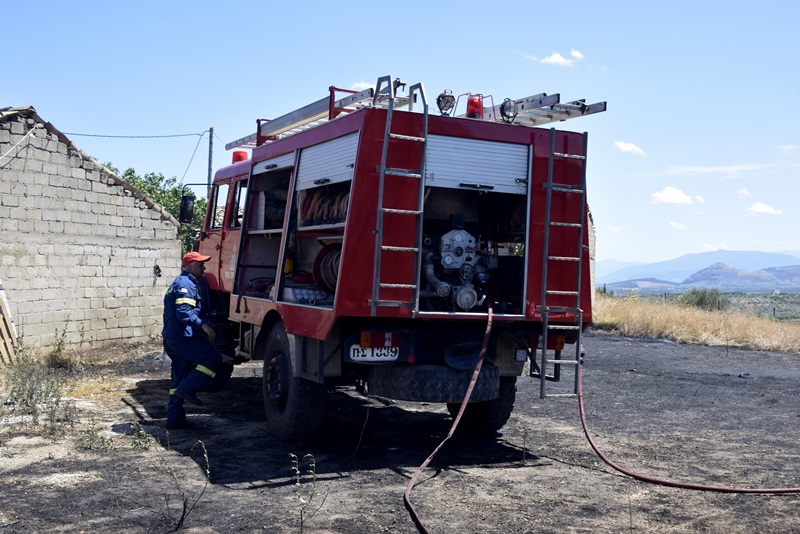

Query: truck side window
[[210, 184, 229, 229], [231, 180, 247, 228]]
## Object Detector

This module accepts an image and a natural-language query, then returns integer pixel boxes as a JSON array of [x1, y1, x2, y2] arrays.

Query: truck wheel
[[447, 376, 517, 435], [262, 323, 324, 440], [368, 364, 500, 403]]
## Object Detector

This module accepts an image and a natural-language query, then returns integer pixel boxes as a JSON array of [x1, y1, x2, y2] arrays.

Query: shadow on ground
[[119, 368, 535, 490]]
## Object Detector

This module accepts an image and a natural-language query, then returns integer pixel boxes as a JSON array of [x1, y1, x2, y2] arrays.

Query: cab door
[[218, 178, 247, 293], [199, 183, 229, 290]]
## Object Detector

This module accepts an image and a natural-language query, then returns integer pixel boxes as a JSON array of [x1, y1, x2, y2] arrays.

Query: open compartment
[[418, 186, 529, 314]]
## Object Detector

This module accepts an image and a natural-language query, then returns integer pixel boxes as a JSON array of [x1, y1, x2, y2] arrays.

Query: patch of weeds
[[289, 453, 328, 533], [161, 440, 210, 532], [0, 351, 79, 438], [130, 421, 155, 451], [43, 325, 82, 371], [81, 416, 115, 451]]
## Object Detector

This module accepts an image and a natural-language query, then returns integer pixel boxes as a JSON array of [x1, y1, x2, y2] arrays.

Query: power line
[[180, 130, 208, 184], [62, 132, 205, 139]]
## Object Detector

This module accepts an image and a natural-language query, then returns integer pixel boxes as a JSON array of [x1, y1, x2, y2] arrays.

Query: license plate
[[349, 345, 399, 362]]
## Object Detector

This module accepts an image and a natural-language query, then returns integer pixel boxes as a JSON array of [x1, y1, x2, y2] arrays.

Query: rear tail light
[[360, 331, 400, 348]]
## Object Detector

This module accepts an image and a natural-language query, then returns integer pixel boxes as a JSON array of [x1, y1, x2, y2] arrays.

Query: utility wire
[[62, 132, 204, 139], [62, 128, 210, 187], [180, 130, 208, 184]]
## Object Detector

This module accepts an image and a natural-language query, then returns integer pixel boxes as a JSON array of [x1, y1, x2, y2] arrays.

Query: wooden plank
[[0, 280, 16, 364]]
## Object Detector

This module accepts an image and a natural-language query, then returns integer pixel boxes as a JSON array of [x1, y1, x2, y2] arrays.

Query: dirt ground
[[2, 330, 800, 533]]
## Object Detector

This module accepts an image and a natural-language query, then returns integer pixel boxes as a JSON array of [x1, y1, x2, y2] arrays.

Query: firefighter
[[162, 251, 224, 429]]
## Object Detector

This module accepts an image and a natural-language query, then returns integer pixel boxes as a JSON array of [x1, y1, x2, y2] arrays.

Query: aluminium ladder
[[534, 128, 589, 399], [369, 77, 429, 317]]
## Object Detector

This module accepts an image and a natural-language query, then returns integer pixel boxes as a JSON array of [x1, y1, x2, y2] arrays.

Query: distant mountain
[[599, 250, 800, 284], [595, 259, 644, 280], [603, 263, 800, 294]]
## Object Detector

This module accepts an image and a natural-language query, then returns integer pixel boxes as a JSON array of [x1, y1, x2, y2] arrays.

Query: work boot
[[174, 389, 204, 406]]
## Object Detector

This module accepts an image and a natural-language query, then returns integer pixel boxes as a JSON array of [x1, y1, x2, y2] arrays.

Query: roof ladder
[[369, 77, 429, 317], [532, 128, 589, 399]]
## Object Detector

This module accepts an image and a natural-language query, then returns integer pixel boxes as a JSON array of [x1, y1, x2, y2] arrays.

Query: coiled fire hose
[[403, 307, 493, 534]]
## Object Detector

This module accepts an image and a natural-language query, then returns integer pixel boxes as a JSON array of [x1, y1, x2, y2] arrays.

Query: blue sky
[[4, 1, 798, 263]]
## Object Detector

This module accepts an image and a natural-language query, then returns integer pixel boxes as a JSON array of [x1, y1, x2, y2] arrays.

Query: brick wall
[[0, 110, 182, 350]]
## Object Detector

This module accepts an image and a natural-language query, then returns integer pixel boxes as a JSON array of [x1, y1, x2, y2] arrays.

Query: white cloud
[[745, 202, 782, 215], [777, 144, 797, 153], [614, 141, 646, 156], [737, 187, 751, 198], [669, 222, 687, 230], [652, 186, 694, 205], [608, 225, 624, 234], [517, 49, 586, 67], [351, 81, 372, 91], [541, 52, 573, 66], [694, 195, 705, 204]]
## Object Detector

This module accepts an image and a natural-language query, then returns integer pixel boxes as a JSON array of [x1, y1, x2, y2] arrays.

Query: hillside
[[603, 263, 800, 294], [599, 250, 800, 284]]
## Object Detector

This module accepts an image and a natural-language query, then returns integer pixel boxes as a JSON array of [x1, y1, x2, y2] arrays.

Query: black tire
[[262, 323, 325, 440], [368, 364, 500, 403], [447, 376, 517, 435]]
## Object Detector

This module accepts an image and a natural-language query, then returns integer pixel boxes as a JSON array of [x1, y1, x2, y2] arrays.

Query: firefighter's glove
[[201, 323, 216, 344], [221, 353, 235, 364]]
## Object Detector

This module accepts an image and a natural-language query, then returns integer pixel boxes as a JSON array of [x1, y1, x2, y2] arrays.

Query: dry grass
[[593, 294, 800, 354]]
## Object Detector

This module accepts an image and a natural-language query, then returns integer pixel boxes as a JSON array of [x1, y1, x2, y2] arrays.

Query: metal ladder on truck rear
[[533, 128, 589, 399], [369, 77, 429, 317]]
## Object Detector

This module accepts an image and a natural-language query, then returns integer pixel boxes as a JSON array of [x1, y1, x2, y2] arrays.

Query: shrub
[[678, 288, 730, 311]]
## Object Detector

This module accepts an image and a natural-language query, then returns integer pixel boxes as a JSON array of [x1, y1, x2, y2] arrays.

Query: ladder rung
[[382, 208, 422, 215], [545, 359, 580, 365], [379, 283, 417, 289], [389, 133, 426, 142], [370, 300, 414, 308], [546, 394, 578, 398], [381, 246, 419, 252], [539, 306, 582, 313], [548, 256, 580, 262], [546, 290, 579, 296], [384, 168, 422, 178], [547, 325, 581, 330], [550, 222, 583, 228], [551, 185, 584, 194], [553, 152, 586, 160]]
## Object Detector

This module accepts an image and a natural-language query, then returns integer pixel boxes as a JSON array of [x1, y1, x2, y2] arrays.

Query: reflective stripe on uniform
[[169, 388, 177, 395], [175, 297, 197, 307], [195, 364, 216, 378]]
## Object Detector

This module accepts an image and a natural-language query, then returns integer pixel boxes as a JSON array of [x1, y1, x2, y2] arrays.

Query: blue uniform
[[162, 271, 223, 427]]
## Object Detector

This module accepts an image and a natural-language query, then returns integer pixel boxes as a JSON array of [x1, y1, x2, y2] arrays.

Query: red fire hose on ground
[[404, 318, 800, 533], [576, 360, 800, 494]]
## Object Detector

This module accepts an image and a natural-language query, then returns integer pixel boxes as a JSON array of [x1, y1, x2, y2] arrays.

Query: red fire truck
[[182, 76, 605, 440]]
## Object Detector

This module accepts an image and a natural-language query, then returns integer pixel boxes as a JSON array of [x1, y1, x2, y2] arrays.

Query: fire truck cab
[[186, 76, 605, 440]]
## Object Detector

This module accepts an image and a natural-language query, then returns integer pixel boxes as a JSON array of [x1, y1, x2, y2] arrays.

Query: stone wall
[[0, 109, 182, 350]]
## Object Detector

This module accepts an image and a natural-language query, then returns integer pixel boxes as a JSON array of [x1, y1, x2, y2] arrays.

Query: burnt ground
[[2, 330, 800, 533]]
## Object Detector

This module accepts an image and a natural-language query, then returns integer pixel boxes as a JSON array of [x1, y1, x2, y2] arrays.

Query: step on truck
[[181, 76, 605, 440]]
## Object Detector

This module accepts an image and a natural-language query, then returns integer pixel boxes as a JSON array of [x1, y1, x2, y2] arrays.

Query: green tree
[[106, 164, 207, 254]]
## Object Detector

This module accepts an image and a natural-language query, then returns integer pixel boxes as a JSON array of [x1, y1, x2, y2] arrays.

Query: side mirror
[[179, 195, 195, 224]]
